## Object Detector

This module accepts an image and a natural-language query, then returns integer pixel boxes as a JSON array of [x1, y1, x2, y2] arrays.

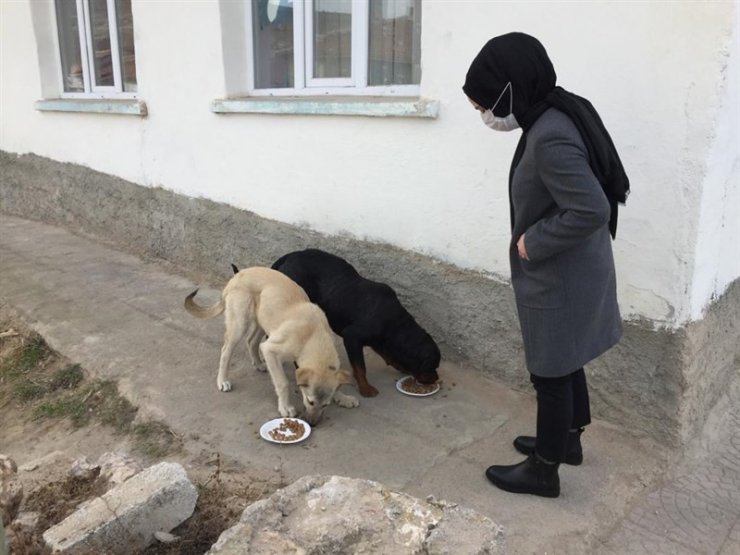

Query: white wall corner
[[690, 2, 740, 321]]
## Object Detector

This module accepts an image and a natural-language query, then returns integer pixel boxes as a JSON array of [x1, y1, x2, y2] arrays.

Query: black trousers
[[530, 367, 591, 463]]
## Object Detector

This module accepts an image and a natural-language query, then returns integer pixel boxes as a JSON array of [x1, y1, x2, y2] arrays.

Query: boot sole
[[485, 472, 560, 498]]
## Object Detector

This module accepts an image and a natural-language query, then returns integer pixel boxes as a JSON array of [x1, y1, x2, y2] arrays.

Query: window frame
[[53, 0, 138, 99], [245, 0, 421, 97]]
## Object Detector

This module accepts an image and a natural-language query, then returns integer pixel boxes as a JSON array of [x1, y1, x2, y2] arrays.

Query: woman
[[463, 33, 629, 498]]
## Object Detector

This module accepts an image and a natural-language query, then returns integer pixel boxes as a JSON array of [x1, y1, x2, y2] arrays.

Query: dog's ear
[[337, 369, 354, 385], [231, 263, 240, 275], [296, 367, 311, 387]]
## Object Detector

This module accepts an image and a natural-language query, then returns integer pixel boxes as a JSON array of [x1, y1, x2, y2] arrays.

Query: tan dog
[[184, 267, 358, 424]]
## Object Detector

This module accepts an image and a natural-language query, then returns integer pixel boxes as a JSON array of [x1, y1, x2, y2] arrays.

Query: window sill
[[210, 97, 439, 119], [35, 98, 148, 116]]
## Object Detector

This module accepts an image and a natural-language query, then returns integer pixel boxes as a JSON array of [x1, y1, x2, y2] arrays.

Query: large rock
[[43, 462, 197, 554], [207, 475, 505, 554]]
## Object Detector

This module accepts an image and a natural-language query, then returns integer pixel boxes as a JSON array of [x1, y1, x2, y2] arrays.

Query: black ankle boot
[[513, 428, 584, 465], [485, 454, 560, 498]]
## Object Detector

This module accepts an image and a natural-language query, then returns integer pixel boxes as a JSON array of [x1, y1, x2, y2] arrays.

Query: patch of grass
[[8, 363, 84, 404], [17, 336, 50, 372], [21, 336, 50, 369], [0, 335, 52, 380], [35, 395, 89, 427], [14, 380, 47, 401], [32, 379, 138, 431], [132, 421, 182, 459], [50, 364, 84, 391], [93, 380, 137, 432], [30, 376, 180, 458], [0, 335, 51, 380]]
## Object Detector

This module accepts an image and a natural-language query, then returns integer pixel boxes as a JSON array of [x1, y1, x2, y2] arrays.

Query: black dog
[[263, 249, 441, 397]]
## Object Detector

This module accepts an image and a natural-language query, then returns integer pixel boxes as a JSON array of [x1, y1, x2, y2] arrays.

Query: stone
[[18, 451, 68, 473], [0, 480, 22, 526], [11, 511, 40, 531], [1, 521, 8, 555], [207, 475, 505, 554], [154, 531, 179, 543], [0, 455, 22, 525], [0, 456, 17, 477], [43, 462, 198, 554], [96, 451, 141, 486], [69, 457, 99, 480]]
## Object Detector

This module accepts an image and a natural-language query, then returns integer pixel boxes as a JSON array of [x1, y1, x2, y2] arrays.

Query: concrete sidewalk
[[1, 215, 675, 553]]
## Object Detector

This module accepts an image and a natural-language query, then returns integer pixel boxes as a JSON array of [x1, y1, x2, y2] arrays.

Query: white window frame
[[54, 0, 137, 99], [246, 0, 420, 97]]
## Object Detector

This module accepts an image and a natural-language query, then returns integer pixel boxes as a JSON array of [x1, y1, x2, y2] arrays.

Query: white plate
[[259, 417, 311, 444], [395, 376, 441, 397]]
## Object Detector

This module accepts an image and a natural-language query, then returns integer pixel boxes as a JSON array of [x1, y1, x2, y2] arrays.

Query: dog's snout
[[303, 408, 325, 426], [415, 371, 439, 385], [306, 414, 322, 426]]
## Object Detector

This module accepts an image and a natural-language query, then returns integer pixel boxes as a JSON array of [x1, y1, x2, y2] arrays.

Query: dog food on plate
[[268, 419, 306, 442], [398, 376, 440, 395]]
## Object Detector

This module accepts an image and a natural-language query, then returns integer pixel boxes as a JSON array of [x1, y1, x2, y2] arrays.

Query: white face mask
[[480, 82, 520, 132]]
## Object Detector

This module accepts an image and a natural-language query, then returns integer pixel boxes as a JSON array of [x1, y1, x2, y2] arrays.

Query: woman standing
[[463, 33, 629, 498]]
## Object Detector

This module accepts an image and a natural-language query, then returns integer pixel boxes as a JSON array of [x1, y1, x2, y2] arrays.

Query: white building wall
[[691, 0, 740, 321], [0, 0, 738, 329]]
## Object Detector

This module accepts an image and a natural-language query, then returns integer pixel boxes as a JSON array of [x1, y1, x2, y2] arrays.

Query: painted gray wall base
[[1, 151, 737, 446]]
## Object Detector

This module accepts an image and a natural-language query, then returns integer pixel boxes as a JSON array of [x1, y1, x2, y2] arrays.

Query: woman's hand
[[517, 234, 529, 260]]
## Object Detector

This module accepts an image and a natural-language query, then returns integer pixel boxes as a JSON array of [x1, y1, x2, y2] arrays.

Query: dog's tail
[[184, 289, 225, 320]]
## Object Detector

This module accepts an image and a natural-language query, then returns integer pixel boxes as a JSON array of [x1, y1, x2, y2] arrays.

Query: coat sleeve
[[523, 129, 611, 263]]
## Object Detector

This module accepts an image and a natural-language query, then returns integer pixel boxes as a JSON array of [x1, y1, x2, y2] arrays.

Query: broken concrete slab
[[207, 475, 505, 555], [43, 462, 197, 554]]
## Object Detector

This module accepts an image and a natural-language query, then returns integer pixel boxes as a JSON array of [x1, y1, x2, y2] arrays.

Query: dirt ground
[[0, 315, 284, 554]]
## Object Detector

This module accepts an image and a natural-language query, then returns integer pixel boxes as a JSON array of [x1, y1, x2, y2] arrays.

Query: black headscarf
[[463, 32, 629, 238]]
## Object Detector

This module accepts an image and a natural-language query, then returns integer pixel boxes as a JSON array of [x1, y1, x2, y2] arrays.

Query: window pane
[[368, 0, 421, 86], [89, 0, 114, 86], [55, 0, 84, 92], [313, 0, 351, 79], [253, 0, 294, 89], [115, 0, 137, 92]]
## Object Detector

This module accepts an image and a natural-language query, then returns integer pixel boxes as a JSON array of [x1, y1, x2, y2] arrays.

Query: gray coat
[[509, 108, 622, 377]]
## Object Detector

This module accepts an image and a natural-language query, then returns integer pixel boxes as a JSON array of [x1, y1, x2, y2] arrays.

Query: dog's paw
[[217, 380, 232, 392], [254, 363, 268, 373], [279, 403, 298, 418], [359, 384, 379, 397], [335, 393, 359, 408]]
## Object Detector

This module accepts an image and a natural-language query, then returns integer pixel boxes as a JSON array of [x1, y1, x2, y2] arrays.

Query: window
[[55, 0, 137, 96], [248, 0, 422, 95]]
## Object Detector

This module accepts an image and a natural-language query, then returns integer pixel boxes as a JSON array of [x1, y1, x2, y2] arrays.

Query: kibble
[[400, 377, 438, 395], [268, 418, 306, 442]]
